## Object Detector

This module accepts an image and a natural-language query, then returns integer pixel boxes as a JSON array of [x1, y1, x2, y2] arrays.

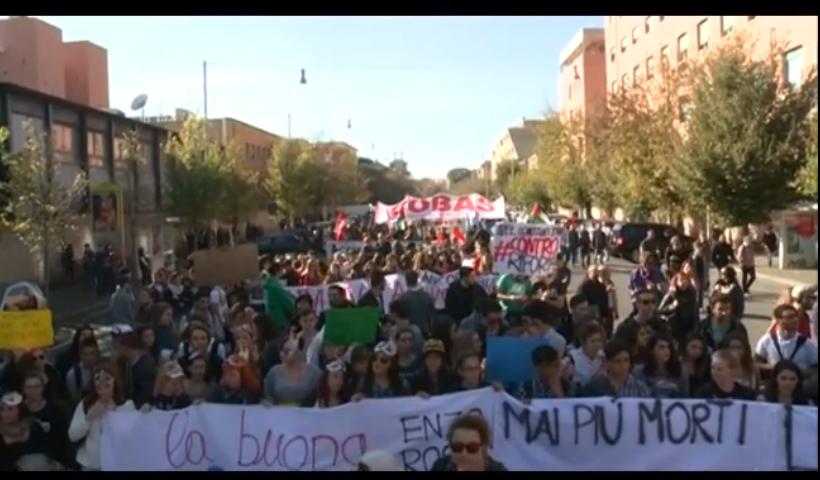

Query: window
[[114, 138, 126, 163], [87, 131, 105, 168], [697, 19, 709, 49], [721, 16, 736, 35], [660, 45, 670, 68], [620, 37, 627, 53], [677, 33, 689, 61], [646, 56, 655, 79], [610, 47, 616, 62], [51, 124, 72, 154], [645, 16, 652, 33], [621, 74, 628, 89], [633, 65, 641, 86], [785, 46, 804, 86], [632, 27, 639, 44]]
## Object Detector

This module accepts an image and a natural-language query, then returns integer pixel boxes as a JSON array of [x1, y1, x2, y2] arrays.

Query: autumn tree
[[0, 122, 87, 293], [797, 112, 818, 198], [446, 167, 472, 186], [679, 41, 818, 226], [218, 141, 266, 232], [165, 116, 230, 229], [266, 139, 319, 220], [536, 114, 593, 216]]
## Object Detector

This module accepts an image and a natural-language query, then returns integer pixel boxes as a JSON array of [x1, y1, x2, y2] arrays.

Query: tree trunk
[[41, 236, 50, 299]]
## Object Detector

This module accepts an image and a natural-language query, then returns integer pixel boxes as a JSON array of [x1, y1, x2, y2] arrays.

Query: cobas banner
[[373, 194, 506, 224], [285, 270, 498, 314], [100, 389, 817, 471]]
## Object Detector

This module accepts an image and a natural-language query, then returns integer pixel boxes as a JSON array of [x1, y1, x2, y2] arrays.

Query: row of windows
[[612, 16, 750, 63], [612, 42, 805, 92], [246, 143, 271, 163]]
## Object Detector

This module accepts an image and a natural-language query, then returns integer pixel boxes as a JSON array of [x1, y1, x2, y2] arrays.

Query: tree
[[449, 176, 495, 197], [493, 160, 519, 192], [266, 139, 319, 220], [165, 116, 230, 229], [504, 172, 550, 210], [218, 141, 266, 232], [678, 41, 818, 226], [0, 122, 87, 293], [446, 167, 472, 186], [797, 112, 818, 198], [356, 157, 419, 204], [117, 127, 144, 281], [536, 114, 593, 215]]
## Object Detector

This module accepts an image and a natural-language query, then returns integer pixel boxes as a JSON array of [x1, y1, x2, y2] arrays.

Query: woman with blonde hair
[[144, 361, 191, 411]]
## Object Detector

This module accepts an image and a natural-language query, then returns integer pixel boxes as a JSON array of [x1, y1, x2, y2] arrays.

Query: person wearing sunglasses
[[68, 364, 135, 470], [615, 288, 668, 341], [429, 414, 507, 471], [352, 341, 409, 400]]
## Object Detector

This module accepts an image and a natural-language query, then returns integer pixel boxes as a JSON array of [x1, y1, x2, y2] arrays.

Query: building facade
[[0, 81, 170, 285], [605, 16, 818, 95], [148, 111, 283, 177], [559, 28, 608, 122], [489, 118, 542, 181], [0, 16, 110, 110]]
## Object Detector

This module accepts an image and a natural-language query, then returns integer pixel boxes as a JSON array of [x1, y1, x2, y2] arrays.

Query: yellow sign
[[0, 309, 54, 350]]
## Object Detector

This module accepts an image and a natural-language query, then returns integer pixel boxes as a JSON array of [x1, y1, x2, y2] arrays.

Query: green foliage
[[446, 167, 472, 186], [504, 171, 550, 210], [493, 160, 518, 191], [449, 176, 495, 197], [797, 113, 818, 198], [679, 43, 818, 225], [0, 121, 87, 287], [536, 115, 592, 213]]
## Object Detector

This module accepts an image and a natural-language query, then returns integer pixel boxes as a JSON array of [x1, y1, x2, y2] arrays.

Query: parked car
[[609, 222, 692, 263], [257, 232, 310, 256]]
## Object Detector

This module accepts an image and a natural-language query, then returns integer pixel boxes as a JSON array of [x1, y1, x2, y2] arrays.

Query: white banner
[[491, 223, 565, 276], [324, 241, 366, 258], [101, 389, 495, 471], [285, 271, 498, 314], [101, 390, 817, 471], [373, 194, 505, 224]]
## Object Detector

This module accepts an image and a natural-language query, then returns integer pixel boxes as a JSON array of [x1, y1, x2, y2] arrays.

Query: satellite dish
[[131, 94, 148, 111], [109, 108, 126, 117]]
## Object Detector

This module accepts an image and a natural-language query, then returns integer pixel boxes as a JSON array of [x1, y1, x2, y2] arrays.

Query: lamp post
[[289, 68, 307, 138]]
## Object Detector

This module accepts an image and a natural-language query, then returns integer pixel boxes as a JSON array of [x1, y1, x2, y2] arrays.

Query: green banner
[[324, 307, 380, 345]]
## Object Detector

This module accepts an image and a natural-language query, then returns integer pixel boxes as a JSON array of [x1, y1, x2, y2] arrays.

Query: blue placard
[[485, 336, 550, 384]]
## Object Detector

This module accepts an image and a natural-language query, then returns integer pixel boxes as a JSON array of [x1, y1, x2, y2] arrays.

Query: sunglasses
[[450, 442, 482, 454], [638, 299, 656, 305]]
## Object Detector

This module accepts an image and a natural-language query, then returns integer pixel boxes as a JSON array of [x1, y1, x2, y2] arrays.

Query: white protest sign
[[101, 390, 817, 471], [101, 389, 496, 471], [492, 394, 796, 471], [492, 223, 564, 276], [285, 271, 498, 315]]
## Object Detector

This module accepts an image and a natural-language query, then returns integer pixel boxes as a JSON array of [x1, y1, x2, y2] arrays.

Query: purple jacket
[[629, 267, 666, 294]]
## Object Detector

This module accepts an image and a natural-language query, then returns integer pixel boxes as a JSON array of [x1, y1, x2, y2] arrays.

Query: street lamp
[[300, 68, 307, 85]]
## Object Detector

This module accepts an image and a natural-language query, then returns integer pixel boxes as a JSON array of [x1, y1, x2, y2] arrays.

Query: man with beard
[[698, 292, 748, 352]]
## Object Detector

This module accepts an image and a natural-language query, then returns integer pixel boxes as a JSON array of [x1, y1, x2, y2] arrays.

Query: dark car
[[257, 232, 309, 256], [609, 222, 691, 263]]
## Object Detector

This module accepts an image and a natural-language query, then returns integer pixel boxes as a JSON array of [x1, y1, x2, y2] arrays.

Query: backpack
[[770, 331, 809, 362]]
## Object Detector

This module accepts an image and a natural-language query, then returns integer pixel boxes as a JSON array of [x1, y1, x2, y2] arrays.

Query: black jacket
[[430, 455, 508, 471], [694, 381, 756, 401], [711, 242, 734, 269], [445, 281, 487, 322], [576, 279, 611, 319], [697, 318, 749, 352]]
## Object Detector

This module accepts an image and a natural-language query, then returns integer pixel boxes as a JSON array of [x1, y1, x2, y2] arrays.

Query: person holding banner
[[565, 322, 606, 390], [681, 333, 712, 395], [412, 339, 455, 398], [761, 360, 813, 406], [210, 355, 261, 405], [429, 414, 508, 472], [518, 345, 574, 401], [144, 362, 192, 412], [263, 337, 320, 407], [68, 365, 135, 471], [694, 349, 756, 400], [352, 341, 409, 400], [632, 333, 689, 398], [578, 340, 650, 398], [182, 352, 216, 402], [314, 359, 349, 408]]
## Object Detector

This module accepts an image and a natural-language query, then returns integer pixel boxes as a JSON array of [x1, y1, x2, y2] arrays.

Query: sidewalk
[[754, 255, 818, 287]]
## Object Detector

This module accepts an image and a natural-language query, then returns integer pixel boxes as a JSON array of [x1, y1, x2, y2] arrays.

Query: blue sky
[[37, 16, 601, 179]]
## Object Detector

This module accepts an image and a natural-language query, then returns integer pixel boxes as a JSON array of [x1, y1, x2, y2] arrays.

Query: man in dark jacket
[[567, 224, 580, 266], [444, 267, 487, 323], [398, 270, 436, 335], [592, 223, 608, 265], [711, 234, 734, 273], [698, 292, 748, 352], [576, 265, 611, 322]]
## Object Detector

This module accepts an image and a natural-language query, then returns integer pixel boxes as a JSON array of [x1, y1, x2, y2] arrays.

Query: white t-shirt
[[568, 347, 604, 387], [755, 332, 819, 369], [68, 400, 136, 469]]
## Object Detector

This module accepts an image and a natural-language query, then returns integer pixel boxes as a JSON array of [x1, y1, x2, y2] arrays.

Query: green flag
[[324, 307, 380, 345]]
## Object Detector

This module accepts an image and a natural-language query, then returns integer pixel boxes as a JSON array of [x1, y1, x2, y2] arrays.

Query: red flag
[[333, 211, 348, 240], [530, 203, 542, 218], [452, 226, 467, 247]]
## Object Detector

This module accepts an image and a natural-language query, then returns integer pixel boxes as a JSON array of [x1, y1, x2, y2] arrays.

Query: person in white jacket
[[68, 364, 135, 470]]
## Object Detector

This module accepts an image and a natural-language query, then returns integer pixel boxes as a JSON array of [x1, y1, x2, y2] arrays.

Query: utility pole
[[203, 61, 208, 119]]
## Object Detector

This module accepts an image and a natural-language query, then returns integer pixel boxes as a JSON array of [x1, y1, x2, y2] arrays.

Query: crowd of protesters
[[1, 214, 816, 471]]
